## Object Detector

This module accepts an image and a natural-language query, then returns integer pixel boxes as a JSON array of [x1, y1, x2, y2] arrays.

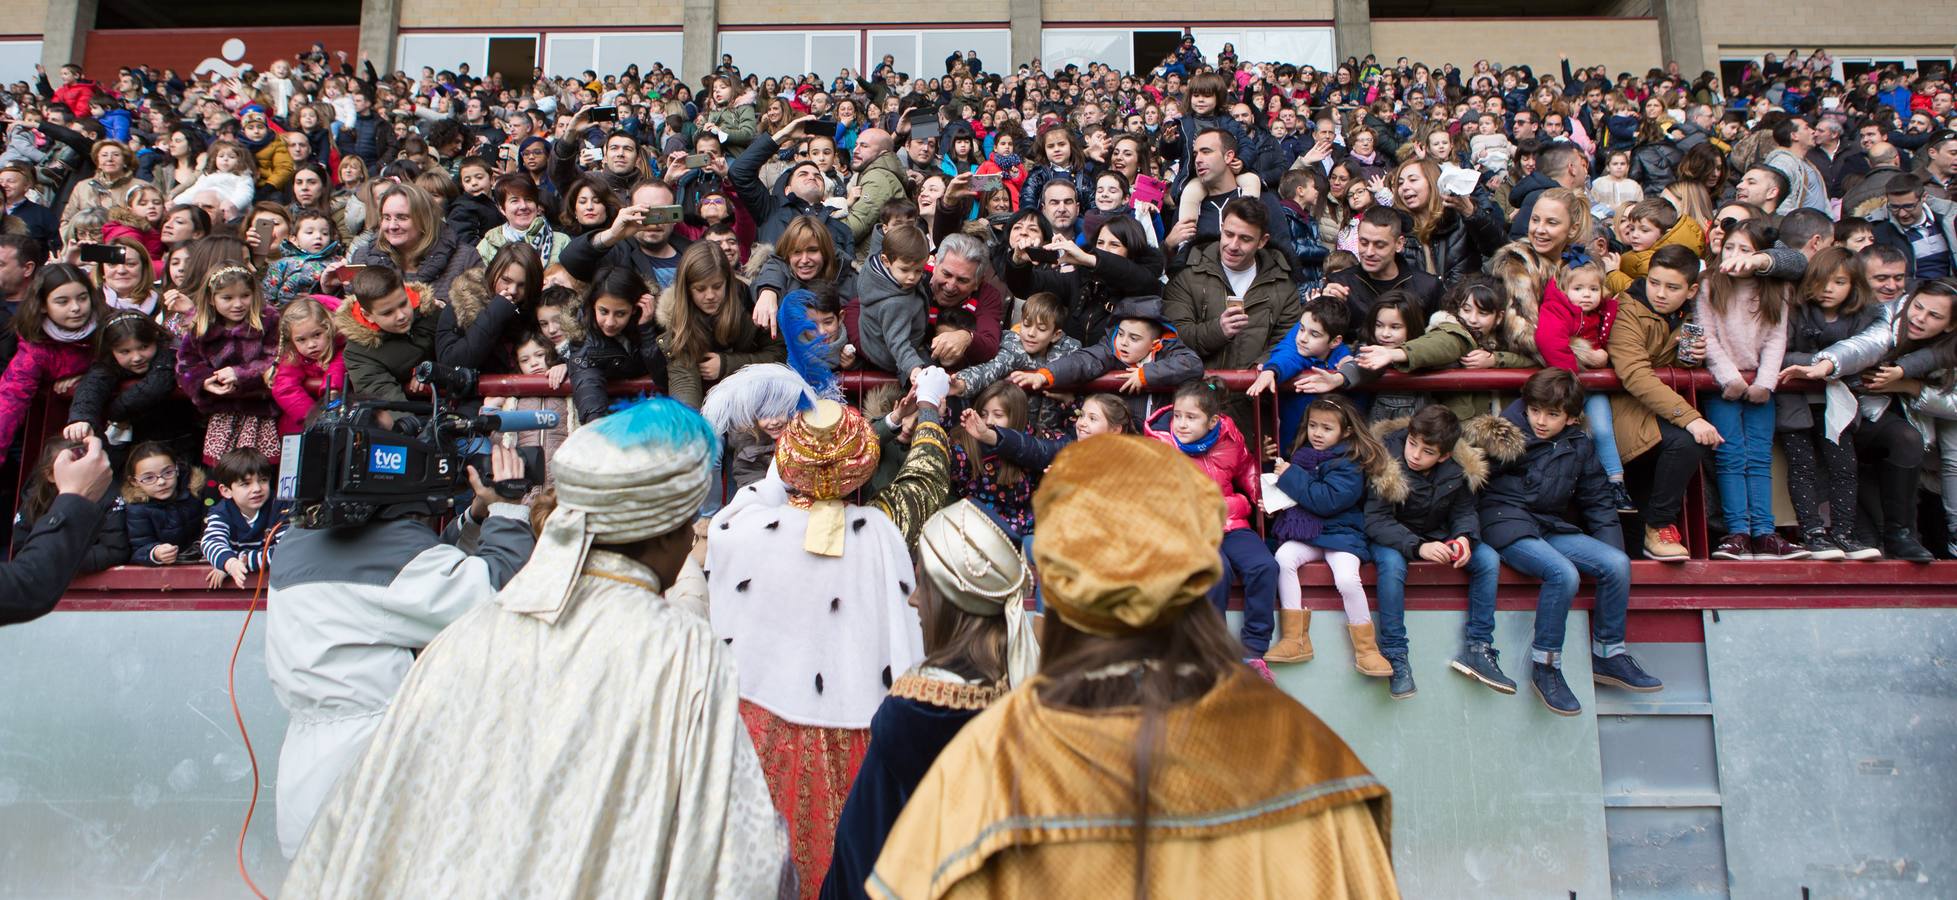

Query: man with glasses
[[1869, 174, 1956, 282]]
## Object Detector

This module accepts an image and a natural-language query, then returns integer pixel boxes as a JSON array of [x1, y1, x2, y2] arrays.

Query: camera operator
[[0, 435, 112, 627], [265, 443, 536, 857]]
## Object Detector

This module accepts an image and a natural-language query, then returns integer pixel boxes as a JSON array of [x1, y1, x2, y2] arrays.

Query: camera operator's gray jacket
[[264, 502, 535, 857]]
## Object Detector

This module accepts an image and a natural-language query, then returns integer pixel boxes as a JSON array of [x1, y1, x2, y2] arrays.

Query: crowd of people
[[1, 31, 1955, 895]]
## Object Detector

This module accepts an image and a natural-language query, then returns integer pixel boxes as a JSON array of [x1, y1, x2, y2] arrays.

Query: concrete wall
[[1696, 0, 1956, 74], [1372, 18, 1662, 81], [2, 0, 46, 38], [398, 0, 681, 29]]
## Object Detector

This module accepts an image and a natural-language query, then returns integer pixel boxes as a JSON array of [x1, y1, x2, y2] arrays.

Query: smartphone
[[910, 117, 942, 142], [642, 205, 685, 226], [683, 152, 714, 169], [586, 105, 618, 122], [1027, 247, 1060, 265], [971, 172, 1003, 192], [1132, 174, 1167, 205], [498, 144, 514, 160], [809, 117, 838, 134], [1224, 296, 1246, 313], [254, 220, 278, 247], [77, 243, 128, 265]]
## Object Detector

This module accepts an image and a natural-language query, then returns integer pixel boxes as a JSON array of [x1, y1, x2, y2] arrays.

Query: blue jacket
[[125, 490, 203, 565], [1272, 444, 1371, 559], [1276, 201, 1330, 295], [1260, 326, 1351, 381], [989, 426, 1072, 472]]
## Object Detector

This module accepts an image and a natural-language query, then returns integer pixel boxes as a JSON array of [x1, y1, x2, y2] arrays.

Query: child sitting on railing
[[1537, 262, 1635, 514], [952, 291, 1081, 439]]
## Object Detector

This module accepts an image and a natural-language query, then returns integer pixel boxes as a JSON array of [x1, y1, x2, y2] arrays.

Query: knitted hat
[[498, 397, 718, 623], [1032, 434, 1224, 635]]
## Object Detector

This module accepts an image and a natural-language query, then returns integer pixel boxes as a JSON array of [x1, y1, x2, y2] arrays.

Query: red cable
[[228, 525, 281, 900]]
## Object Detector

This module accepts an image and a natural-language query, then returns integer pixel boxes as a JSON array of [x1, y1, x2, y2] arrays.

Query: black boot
[[1387, 655, 1417, 699], [1879, 463, 1934, 563], [1531, 656, 1581, 717]]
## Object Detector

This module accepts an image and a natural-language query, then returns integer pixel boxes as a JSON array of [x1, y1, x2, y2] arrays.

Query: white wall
[[1188, 27, 1335, 71], [0, 40, 41, 87], [544, 32, 683, 79], [720, 30, 861, 80], [1041, 29, 1133, 74], [866, 29, 1011, 80]]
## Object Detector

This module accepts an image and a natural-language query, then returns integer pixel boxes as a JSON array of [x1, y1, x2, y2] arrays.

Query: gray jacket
[[1814, 297, 1957, 445], [854, 255, 931, 383]]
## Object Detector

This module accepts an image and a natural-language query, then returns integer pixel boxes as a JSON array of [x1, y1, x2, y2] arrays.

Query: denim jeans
[[1373, 541, 1501, 658], [1207, 528, 1279, 656], [1584, 392, 1624, 479], [1701, 395, 1777, 535], [1497, 532, 1631, 661]]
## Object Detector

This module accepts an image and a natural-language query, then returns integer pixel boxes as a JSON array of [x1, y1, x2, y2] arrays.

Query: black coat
[[729, 133, 856, 257], [125, 491, 203, 565], [443, 191, 504, 248], [66, 346, 201, 453], [1401, 193, 1507, 286], [1630, 140, 1682, 198], [1472, 401, 1624, 551], [1363, 424, 1485, 559], [0, 494, 106, 626], [566, 323, 667, 421], [12, 490, 126, 576]]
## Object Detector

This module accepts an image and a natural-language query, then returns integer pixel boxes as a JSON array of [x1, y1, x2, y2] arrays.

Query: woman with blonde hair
[[347, 181, 482, 300], [1487, 185, 1592, 323], [750, 214, 846, 332]]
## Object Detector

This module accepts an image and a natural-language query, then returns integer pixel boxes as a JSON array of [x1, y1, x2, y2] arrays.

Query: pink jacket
[[1697, 279, 1787, 391], [1145, 407, 1260, 531], [273, 346, 346, 434], [0, 338, 93, 446]]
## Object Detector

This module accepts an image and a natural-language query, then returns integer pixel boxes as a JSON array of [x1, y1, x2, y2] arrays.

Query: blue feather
[[589, 395, 723, 463], [779, 288, 842, 402]]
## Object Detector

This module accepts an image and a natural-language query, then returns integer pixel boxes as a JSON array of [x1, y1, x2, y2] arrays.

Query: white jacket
[[265, 503, 534, 856]]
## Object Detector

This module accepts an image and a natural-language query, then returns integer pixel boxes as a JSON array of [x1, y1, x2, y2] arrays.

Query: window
[[866, 30, 1012, 81], [720, 31, 859, 80], [544, 33, 683, 79]]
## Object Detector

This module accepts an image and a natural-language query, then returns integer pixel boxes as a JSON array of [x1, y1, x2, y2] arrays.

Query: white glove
[[913, 367, 951, 408]]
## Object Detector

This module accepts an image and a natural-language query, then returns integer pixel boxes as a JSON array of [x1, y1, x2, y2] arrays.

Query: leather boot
[[1348, 623, 1393, 677], [1880, 462, 1934, 562], [1264, 608, 1314, 663]]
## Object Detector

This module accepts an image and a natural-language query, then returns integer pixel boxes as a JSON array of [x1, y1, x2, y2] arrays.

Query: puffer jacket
[[434, 270, 522, 374], [348, 224, 483, 303], [0, 338, 94, 446], [1269, 444, 1371, 559], [1401, 192, 1507, 286], [1145, 405, 1260, 532], [1362, 418, 1489, 558], [66, 343, 201, 450], [124, 488, 204, 565], [1629, 139, 1682, 198], [1161, 243, 1301, 371], [337, 286, 437, 401], [1812, 298, 1957, 445], [1468, 400, 1623, 550], [565, 318, 666, 422]]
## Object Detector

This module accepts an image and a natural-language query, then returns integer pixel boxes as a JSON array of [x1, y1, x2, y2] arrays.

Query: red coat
[[1145, 406, 1260, 531], [0, 338, 92, 446], [1535, 276, 1620, 373]]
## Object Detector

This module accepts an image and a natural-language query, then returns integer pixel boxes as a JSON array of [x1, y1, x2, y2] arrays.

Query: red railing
[[36, 366, 1955, 617]]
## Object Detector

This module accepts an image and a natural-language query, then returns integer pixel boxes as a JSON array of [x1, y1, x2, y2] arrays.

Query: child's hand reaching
[[206, 567, 228, 589], [1117, 368, 1146, 394], [1272, 457, 1290, 476], [1246, 369, 1277, 397], [1355, 344, 1403, 371], [62, 421, 93, 441], [959, 408, 1000, 445], [1261, 437, 1281, 460], [224, 557, 250, 588], [1459, 348, 1497, 369], [1006, 370, 1048, 391], [1294, 368, 1345, 393]]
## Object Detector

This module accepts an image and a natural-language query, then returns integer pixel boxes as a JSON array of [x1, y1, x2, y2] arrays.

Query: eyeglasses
[[134, 466, 181, 486], [1888, 201, 1922, 217]]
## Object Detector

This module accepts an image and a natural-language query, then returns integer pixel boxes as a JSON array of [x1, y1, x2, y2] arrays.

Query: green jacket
[[702, 104, 758, 155], [338, 299, 438, 402], [1395, 309, 1538, 423], [1161, 243, 1300, 371], [845, 153, 908, 243]]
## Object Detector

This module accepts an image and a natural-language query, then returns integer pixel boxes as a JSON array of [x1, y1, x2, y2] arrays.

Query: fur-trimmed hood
[[1367, 415, 1494, 504], [1486, 242, 1551, 325], [1461, 410, 1526, 464], [335, 280, 435, 347], [445, 268, 492, 330]]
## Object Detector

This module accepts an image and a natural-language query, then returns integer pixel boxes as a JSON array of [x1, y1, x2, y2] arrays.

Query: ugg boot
[[1348, 623, 1393, 677], [1264, 608, 1314, 663]]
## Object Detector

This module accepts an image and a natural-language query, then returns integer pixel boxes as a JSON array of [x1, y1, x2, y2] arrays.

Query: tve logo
[[369, 444, 408, 474]]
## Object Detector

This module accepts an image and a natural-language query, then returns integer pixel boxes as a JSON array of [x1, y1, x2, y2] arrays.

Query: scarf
[[505, 217, 556, 260], [105, 285, 159, 316], [1172, 420, 1222, 456], [43, 318, 98, 343], [1269, 444, 1346, 544]]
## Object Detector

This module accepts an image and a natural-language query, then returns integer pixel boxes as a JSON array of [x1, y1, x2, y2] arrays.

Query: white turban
[[500, 397, 719, 624], [916, 500, 1041, 686]]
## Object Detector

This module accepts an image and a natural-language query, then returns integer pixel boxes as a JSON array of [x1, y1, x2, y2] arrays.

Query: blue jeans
[[1585, 392, 1624, 479], [1373, 541, 1502, 658], [1497, 532, 1630, 661], [1701, 395, 1777, 535], [1207, 528, 1279, 656]]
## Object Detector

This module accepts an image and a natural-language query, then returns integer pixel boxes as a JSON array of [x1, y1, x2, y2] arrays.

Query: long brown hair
[[1705, 218, 1787, 327], [373, 182, 442, 272], [1394, 158, 1446, 245], [1795, 247, 1872, 319], [1033, 603, 1246, 897], [774, 215, 839, 285], [914, 565, 1010, 684], [957, 381, 1029, 488], [660, 241, 743, 362]]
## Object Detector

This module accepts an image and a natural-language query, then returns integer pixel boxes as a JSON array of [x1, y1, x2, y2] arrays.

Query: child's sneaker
[[1531, 662, 1581, 716], [1835, 533, 1883, 561], [1710, 532, 1753, 561], [1609, 480, 1638, 514], [1752, 532, 1810, 561], [1387, 656, 1417, 699], [1245, 658, 1275, 684], [1802, 528, 1846, 561]]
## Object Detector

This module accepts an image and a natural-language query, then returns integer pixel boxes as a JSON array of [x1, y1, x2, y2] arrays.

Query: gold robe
[[868, 670, 1398, 900]]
